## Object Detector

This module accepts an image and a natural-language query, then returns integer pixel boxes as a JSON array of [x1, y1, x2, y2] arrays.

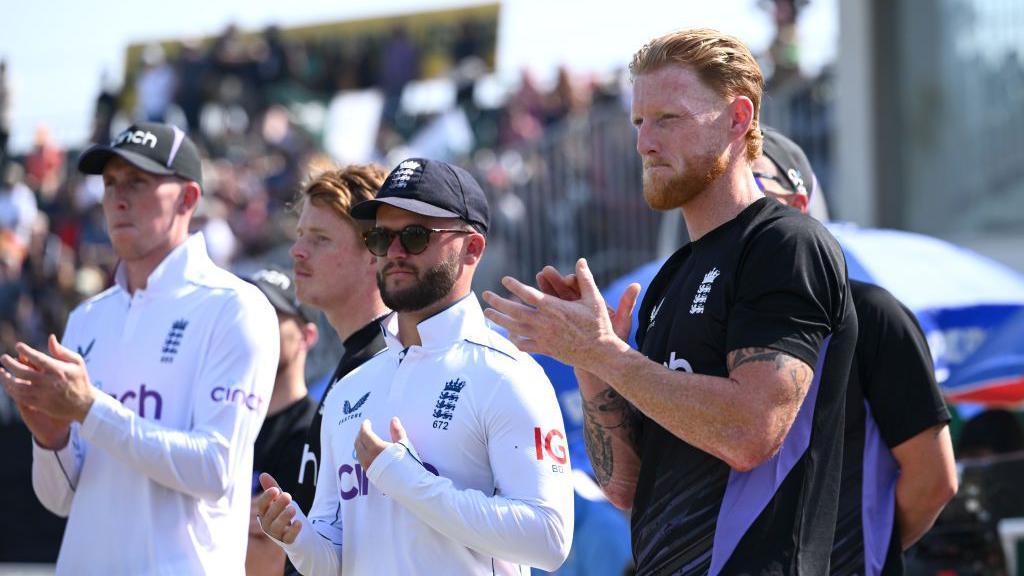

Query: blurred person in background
[[957, 409, 1024, 459], [0, 162, 38, 249], [0, 122, 278, 574], [24, 125, 64, 201], [754, 126, 957, 575], [257, 158, 574, 575], [485, 28, 857, 575], [0, 58, 10, 168], [135, 44, 177, 123], [245, 267, 320, 576]]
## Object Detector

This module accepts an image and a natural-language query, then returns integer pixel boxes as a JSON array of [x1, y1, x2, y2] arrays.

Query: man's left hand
[[0, 334, 96, 423], [355, 417, 409, 470]]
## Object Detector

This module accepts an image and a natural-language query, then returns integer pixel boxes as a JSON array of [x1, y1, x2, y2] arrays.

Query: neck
[[123, 236, 187, 293], [396, 285, 470, 347], [268, 361, 308, 415], [323, 288, 390, 342], [680, 159, 763, 242]]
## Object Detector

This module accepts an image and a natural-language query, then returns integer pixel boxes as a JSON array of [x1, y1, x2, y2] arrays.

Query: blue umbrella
[[943, 308, 1024, 405], [826, 224, 1024, 386]]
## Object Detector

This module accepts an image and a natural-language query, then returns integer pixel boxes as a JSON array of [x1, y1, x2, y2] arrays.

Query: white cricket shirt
[[278, 294, 574, 575], [31, 234, 279, 575]]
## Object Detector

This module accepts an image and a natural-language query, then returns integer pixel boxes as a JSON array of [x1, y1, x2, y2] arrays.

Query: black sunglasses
[[363, 224, 472, 257]]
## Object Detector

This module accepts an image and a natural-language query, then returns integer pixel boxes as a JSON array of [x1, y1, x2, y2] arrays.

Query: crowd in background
[[0, 8, 911, 570]]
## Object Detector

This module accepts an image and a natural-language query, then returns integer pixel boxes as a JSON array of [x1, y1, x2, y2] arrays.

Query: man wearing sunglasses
[[256, 158, 574, 575], [755, 128, 956, 576]]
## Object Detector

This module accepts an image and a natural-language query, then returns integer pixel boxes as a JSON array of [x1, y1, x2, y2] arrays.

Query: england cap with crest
[[349, 157, 490, 235]]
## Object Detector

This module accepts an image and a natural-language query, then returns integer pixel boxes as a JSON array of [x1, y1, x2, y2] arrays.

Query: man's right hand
[[254, 473, 302, 544], [2, 357, 72, 449], [536, 265, 640, 343]]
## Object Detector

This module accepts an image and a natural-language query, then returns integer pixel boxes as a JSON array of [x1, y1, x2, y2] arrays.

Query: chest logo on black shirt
[[160, 319, 189, 363], [649, 298, 665, 329], [432, 378, 466, 431], [690, 268, 720, 315], [339, 391, 370, 425]]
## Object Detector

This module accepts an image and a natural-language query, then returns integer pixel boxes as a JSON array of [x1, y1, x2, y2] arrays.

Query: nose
[[385, 231, 409, 259], [289, 238, 306, 261], [635, 122, 657, 158], [105, 183, 130, 211]]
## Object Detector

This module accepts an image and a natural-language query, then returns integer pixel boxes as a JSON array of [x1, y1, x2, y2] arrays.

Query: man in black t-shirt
[[281, 164, 393, 514], [754, 127, 957, 576], [246, 268, 321, 576], [484, 29, 857, 575], [265, 164, 392, 576]]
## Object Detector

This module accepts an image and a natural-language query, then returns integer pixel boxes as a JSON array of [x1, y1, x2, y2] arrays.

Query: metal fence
[[471, 74, 836, 297], [472, 104, 663, 297]]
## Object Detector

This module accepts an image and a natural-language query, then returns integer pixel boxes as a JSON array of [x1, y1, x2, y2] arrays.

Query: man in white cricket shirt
[[0, 122, 279, 575], [256, 158, 574, 575]]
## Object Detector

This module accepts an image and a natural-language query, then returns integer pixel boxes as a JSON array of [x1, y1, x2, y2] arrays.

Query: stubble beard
[[642, 148, 729, 211], [377, 251, 461, 313]]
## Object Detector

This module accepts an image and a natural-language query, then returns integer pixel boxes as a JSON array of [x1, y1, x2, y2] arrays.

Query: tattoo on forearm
[[582, 388, 641, 487], [727, 347, 785, 371], [728, 347, 813, 404]]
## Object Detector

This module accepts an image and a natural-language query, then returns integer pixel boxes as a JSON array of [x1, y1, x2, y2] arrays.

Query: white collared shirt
[[32, 234, 279, 575], [279, 294, 574, 575]]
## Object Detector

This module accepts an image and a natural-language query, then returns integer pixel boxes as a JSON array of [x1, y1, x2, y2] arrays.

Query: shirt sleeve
[[76, 292, 279, 501], [30, 319, 89, 516], [853, 282, 951, 448], [727, 218, 847, 369], [276, 391, 344, 574], [31, 424, 85, 517], [366, 359, 574, 572]]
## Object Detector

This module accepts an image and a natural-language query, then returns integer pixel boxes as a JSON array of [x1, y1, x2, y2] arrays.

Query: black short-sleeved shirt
[[830, 280, 951, 576], [290, 316, 389, 512], [253, 396, 318, 501], [632, 198, 857, 576]]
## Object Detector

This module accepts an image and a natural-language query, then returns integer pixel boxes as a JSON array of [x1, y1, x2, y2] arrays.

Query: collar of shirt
[[382, 293, 491, 352], [113, 233, 215, 295]]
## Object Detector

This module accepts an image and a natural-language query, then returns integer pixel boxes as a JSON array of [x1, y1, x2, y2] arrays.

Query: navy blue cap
[[349, 158, 489, 235]]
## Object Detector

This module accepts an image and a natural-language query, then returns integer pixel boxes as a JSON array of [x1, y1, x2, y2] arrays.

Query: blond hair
[[295, 162, 387, 234], [629, 28, 764, 161]]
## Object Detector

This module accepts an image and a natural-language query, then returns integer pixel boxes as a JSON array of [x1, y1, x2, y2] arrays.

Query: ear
[[790, 193, 809, 214], [729, 96, 755, 143], [462, 233, 486, 265], [302, 322, 319, 349], [178, 181, 202, 215]]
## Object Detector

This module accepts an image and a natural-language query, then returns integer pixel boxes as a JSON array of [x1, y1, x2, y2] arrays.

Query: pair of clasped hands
[[255, 260, 640, 544]]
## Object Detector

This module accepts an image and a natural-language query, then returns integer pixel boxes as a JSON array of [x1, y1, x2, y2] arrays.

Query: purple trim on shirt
[[862, 402, 899, 576], [709, 336, 831, 576]]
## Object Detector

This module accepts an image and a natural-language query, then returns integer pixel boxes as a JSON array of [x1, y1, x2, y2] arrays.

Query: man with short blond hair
[[286, 162, 392, 512]]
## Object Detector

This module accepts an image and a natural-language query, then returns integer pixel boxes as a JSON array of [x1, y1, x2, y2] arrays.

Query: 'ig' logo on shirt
[[690, 268, 720, 315]]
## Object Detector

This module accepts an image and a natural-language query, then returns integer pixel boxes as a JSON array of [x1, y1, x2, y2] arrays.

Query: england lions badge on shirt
[[690, 267, 721, 315], [431, 377, 466, 431]]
